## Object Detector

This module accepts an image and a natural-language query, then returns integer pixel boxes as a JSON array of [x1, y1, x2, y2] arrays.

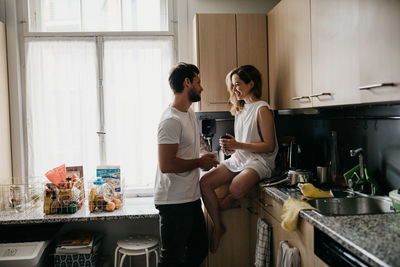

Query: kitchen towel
[[276, 240, 301, 267], [254, 218, 272, 267], [281, 198, 316, 232], [298, 183, 334, 198]]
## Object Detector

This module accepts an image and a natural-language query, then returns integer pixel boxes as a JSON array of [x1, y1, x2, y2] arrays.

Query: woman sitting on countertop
[[200, 65, 278, 253]]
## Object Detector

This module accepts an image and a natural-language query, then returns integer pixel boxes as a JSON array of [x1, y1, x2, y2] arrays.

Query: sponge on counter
[[298, 183, 334, 198], [281, 198, 316, 232]]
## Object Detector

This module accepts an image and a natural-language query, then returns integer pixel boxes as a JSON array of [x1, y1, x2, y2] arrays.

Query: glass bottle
[[330, 131, 346, 187]]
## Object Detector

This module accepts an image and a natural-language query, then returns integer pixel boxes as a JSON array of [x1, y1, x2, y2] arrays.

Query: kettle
[[288, 140, 301, 170]]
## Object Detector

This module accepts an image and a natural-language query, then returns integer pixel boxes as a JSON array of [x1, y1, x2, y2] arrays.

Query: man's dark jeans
[[156, 199, 208, 267]]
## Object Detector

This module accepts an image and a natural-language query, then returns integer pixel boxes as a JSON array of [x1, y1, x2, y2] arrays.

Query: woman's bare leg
[[230, 168, 260, 199], [200, 165, 237, 253], [219, 168, 260, 209]]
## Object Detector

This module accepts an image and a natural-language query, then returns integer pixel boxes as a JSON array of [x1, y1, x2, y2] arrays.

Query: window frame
[[24, 0, 174, 36], [17, 0, 177, 196]]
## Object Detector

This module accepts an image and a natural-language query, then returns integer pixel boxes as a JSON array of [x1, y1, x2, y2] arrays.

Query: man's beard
[[188, 88, 201, 102]]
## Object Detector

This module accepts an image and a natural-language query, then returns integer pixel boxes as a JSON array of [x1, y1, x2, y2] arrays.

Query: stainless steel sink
[[308, 196, 397, 216]]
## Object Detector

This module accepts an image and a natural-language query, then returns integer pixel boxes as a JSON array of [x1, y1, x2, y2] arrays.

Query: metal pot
[[263, 170, 313, 186]]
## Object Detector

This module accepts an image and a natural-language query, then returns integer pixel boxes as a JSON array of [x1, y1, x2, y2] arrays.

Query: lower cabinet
[[250, 192, 329, 267], [248, 199, 259, 267], [204, 189, 328, 267], [204, 197, 251, 267]]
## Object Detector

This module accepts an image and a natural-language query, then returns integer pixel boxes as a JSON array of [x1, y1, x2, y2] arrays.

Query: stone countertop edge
[[0, 197, 158, 225], [260, 186, 399, 267]]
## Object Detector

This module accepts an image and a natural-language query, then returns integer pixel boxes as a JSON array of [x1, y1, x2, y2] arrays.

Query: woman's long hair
[[227, 65, 262, 115]]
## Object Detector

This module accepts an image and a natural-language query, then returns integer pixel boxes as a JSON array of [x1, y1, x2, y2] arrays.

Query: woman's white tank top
[[226, 100, 278, 172]]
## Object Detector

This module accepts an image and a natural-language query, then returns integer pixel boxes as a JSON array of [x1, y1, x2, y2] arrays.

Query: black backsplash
[[275, 104, 400, 194], [197, 103, 400, 194]]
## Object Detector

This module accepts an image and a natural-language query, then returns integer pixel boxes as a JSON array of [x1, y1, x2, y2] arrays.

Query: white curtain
[[103, 36, 173, 188], [25, 39, 99, 180]]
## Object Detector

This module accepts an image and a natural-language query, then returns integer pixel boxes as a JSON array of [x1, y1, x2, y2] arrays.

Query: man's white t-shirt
[[154, 106, 201, 205]]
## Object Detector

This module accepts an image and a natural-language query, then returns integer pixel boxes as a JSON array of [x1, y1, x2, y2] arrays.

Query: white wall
[[176, 0, 280, 62], [0, 0, 5, 23]]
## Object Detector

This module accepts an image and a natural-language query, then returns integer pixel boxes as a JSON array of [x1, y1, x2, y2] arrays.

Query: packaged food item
[[89, 178, 122, 212], [45, 164, 67, 187], [112, 198, 121, 209], [96, 165, 121, 196], [89, 188, 96, 212], [43, 165, 85, 214]]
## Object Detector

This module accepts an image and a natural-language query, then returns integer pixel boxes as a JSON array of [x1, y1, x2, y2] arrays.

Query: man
[[154, 62, 219, 267]]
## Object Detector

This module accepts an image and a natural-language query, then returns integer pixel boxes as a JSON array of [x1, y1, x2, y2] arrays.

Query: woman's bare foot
[[211, 224, 226, 253]]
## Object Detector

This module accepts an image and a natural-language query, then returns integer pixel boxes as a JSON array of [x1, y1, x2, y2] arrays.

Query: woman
[[200, 65, 278, 253]]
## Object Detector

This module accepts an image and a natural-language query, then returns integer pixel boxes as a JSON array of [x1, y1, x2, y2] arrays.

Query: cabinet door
[[248, 198, 260, 267], [359, 0, 400, 103], [259, 194, 326, 267], [311, 0, 360, 106], [236, 14, 269, 103], [195, 14, 237, 112], [258, 206, 282, 266], [206, 198, 250, 267], [0, 22, 12, 184], [268, 0, 313, 110]]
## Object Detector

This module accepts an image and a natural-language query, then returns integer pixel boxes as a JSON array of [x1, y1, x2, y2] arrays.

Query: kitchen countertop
[[262, 186, 400, 267], [2, 187, 399, 266], [0, 197, 158, 225]]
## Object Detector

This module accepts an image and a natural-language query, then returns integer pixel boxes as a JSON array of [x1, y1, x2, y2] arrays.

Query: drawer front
[[258, 192, 283, 222]]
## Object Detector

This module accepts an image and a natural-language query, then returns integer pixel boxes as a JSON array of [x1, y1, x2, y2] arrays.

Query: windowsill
[[125, 187, 154, 198], [0, 196, 157, 225]]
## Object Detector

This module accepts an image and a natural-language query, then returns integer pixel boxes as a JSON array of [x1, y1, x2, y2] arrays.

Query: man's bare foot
[[211, 224, 226, 253]]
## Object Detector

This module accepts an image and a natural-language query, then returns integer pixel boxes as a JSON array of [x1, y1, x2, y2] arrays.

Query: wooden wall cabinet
[[0, 21, 12, 184], [268, 0, 313, 110], [310, 0, 360, 107], [359, 0, 400, 103], [268, 0, 400, 109], [194, 14, 269, 112]]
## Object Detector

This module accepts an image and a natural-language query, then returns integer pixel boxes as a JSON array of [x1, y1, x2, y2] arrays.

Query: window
[[28, 0, 168, 32], [23, 0, 174, 193]]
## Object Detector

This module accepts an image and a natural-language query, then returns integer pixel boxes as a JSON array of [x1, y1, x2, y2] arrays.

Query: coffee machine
[[200, 118, 216, 151]]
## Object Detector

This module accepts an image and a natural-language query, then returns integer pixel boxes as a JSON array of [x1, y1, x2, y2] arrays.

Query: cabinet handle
[[310, 92, 332, 98], [208, 101, 229, 104], [291, 96, 310, 101], [359, 83, 395, 90], [247, 206, 258, 215], [258, 198, 272, 207]]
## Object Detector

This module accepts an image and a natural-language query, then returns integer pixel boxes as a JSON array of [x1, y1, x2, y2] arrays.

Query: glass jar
[[9, 185, 26, 212]]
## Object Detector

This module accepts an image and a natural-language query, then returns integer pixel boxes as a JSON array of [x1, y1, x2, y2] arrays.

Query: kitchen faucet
[[350, 148, 364, 181]]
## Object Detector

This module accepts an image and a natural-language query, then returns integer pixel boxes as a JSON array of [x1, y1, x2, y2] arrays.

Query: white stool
[[114, 235, 159, 267]]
